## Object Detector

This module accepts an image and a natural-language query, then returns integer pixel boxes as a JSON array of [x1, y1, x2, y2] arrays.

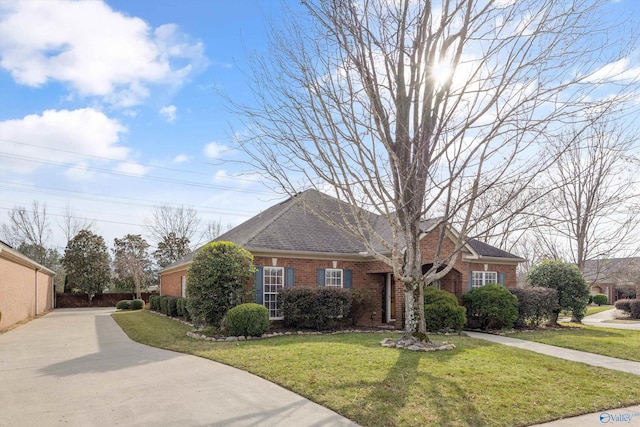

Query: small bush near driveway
[[592, 294, 608, 306], [226, 303, 269, 337]]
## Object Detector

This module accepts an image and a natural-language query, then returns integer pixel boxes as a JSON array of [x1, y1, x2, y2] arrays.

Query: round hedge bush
[[116, 300, 132, 310], [130, 299, 144, 310], [592, 294, 608, 306], [462, 284, 518, 330], [423, 286, 466, 332], [527, 259, 589, 323], [226, 303, 269, 337]]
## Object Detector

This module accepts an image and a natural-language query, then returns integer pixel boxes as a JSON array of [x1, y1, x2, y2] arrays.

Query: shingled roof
[[160, 189, 522, 272], [582, 257, 640, 283]]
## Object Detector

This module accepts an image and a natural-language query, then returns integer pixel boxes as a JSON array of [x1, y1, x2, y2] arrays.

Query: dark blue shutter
[[254, 266, 264, 304], [317, 268, 326, 286], [344, 269, 353, 289], [498, 272, 505, 286], [468, 272, 474, 291], [285, 267, 295, 287]]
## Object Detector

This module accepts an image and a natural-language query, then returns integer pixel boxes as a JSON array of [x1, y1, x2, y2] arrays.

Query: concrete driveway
[[582, 308, 640, 330], [0, 308, 358, 427]]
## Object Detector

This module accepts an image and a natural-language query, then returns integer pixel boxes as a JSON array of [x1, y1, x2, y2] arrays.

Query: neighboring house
[[0, 240, 55, 331], [583, 257, 640, 303], [159, 190, 524, 329]]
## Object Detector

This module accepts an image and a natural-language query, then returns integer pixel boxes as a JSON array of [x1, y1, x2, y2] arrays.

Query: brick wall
[[160, 268, 187, 297], [0, 258, 54, 331]]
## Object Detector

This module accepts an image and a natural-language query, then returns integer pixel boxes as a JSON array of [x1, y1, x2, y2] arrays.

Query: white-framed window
[[472, 271, 497, 289], [264, 267, 284, 319], [432, 279, 441, 290], [325, 268, 343, 287], [181, 275, 186, 298]]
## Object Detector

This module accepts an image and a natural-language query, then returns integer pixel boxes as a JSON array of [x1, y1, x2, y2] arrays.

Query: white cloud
[[204, 141, 229, 159], [0, 108, 128, 174], [173, 153, 190, 163], [0, 0, 207, 107], [584, 57, 640, 83], [159, 105, 177, 123], [64, 161, 95, 181], [113, 161, 151, 177]]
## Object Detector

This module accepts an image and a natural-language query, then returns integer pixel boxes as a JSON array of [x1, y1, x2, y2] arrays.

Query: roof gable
[[159, 189, 523, 272]]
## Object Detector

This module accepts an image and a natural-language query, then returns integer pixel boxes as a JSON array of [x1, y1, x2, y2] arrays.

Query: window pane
[[263, 267, 284, 318], [325, 269, 343, 287]]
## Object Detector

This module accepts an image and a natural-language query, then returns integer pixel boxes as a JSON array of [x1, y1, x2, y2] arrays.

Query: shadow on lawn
[[334, 346, 483, 427]]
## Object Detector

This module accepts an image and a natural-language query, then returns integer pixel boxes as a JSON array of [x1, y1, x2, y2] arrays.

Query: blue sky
[[0, 0, 300, 250], [1, 0, 639, 252]]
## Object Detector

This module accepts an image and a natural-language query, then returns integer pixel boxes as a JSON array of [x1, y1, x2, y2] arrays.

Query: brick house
[[0, 240, 55, 331], [159, 190, 524, 329], [583, 257, 640, 303]]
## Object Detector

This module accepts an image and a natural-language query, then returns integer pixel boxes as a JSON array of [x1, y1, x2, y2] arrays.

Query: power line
[[0, 138, 259, 183], [0, 181, 258, 216], [0, 206, 145, 227], [0, 152, 267, 194]]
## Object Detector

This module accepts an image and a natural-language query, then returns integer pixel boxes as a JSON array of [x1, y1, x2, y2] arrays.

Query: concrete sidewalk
[[466, 331, 640, 427], [0, 308, 358, 427], [465, 331, 640, 375]]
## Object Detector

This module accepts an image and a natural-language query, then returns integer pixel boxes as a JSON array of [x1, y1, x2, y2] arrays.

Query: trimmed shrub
[[510, 287, 559, 328], [176, 297, 186, 316], [349, 289, 374, 325], [186, 241, 255, 327], [130, 299, 144, 310], [592, 294, 608, 306], [166, 296, 178, 317], [116, 300, 132, 310], [226, 303, 270, 337], [160, 295, 170, 315], [631, 300, 640, 319], [423, 286, 466, 332], [279, 287, 352, 330], [149, 295, 161, 312], [527, 260, 590, 323], [462, 284, 518, 330], [615, 299, 632, 313]]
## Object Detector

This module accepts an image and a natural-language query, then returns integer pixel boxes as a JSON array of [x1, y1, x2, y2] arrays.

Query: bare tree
[[1, 201, 51, 253], [144, 205, 202, 247], [541, 112, 639, 271], [58, 203, 96, 244], [202, 219, 233, 243], [232, 0, 638, 336]]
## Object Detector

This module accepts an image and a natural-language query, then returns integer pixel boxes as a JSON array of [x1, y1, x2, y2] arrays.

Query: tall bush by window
[[462, 284, 518, 330], [279, 287, 352, 330], [186, 241, 254, 326]]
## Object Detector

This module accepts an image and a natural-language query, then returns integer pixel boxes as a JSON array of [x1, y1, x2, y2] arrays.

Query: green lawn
[[585, 305, 614, 316], [509, 323, 640, 362], [113, 311, 640, 427]]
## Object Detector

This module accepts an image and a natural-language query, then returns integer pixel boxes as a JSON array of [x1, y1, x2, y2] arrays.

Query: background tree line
[[0, 203, 231, 299]]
